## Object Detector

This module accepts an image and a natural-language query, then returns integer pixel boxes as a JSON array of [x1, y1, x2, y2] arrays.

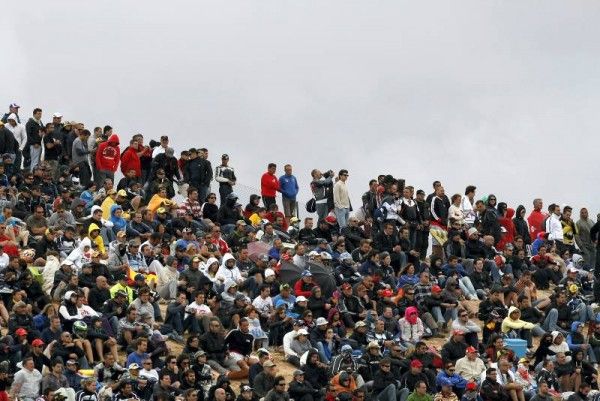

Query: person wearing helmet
[[217, 192, 242, 233]]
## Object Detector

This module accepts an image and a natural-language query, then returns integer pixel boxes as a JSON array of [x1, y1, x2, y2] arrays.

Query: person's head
[[339, 169, 349, 182], [136, 338, 148, 352], [51, 359, 64, 374], [214, 388, 227, 401], [537, 381, 549, 395], [486, 367, 497, 381], [579, 382, 591, 396], [499, 358, 511, 373], [267, 163, 277, 174], [209, 318, 222, 333], [274, 375, 286, 393]]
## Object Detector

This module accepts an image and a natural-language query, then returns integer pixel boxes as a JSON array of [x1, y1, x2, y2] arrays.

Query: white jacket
[[398, 317, 424, 343], [6, 120, 26, 150], [546, 214, 563, 241], [460, 197, 476, 225]]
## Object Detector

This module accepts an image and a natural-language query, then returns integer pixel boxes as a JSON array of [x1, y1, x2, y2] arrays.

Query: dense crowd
[[0, 103, 599, 401]]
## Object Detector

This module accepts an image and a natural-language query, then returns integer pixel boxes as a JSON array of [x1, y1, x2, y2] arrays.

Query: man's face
[[268, 166, 276, 174], [284, 165, 292, 175], [34, 111, 42, 120], [416, 382, 427, 395], [487, 370, 498, 382], [384, 225, 393, 235]]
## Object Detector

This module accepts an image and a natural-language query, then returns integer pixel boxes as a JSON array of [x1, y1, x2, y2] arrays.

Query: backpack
[[305, 198, 316, 213]]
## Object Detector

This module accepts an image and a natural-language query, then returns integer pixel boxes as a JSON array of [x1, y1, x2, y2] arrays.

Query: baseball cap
[[431, 285, 442, 293], [128, 363, 140, 370], [410, 359, 423, 368], [466, 382, 477, 391], [15, 328, 27, 336], [264, 268, 275, 278], [341, 344, 353, 353], [222, 154, 229, 159], [117, 189, 127, 197], [296, 329, 309, 336], [453, 329, 465, 336], [466, 346, 477, 353], [293, 370, 304, 376], [263, 360, 276, 368], [52, 112, 62, 118], [296, 296, 307, 302], [32, 339, 45, 347], [315, 317, 328, 326], [241, 385, 252, 393], [301, 270, 312, 277], [157, 207, 166, 214], [9, 103, 19, 108], [354, 321, 367, 328]]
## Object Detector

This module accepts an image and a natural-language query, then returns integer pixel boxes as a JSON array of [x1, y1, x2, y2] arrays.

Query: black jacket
[[185, 158, 213, 187]]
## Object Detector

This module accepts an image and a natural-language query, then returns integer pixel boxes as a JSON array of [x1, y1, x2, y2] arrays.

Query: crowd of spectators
[[0, 103, 599, 401]]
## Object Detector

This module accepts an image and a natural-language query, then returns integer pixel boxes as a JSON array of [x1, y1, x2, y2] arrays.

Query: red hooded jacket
[[95, 134, 121, 172], [120, 145, 141, 177], [497, 208, 516, 250]]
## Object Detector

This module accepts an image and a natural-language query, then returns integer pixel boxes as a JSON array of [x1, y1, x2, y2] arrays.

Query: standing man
[[5, 112, 26, 171], [545, 204, 563, 250], [152, 135, 170, 158], [95, 133, 121, 186], [333, 169, 350, 229], [185, 148, 212, 202], [261, 163, 280, 210], [11, 356, 42, 401], [25, 108, 44, 172], [72, 129, 92, 187], [215, 154, 236, 206], [576, 208, 596, 267], [527, 199, 547, 241], [461, 185, 477, 227], [279, 164, 299, 222]]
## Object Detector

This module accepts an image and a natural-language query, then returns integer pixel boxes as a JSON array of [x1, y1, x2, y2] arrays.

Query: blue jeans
[[335, 207, 349, 229], [542, 309, 568, 334], [432, 306, 458, 324]]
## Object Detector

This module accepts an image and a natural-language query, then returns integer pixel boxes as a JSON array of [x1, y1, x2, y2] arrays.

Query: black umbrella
[[279, 261, 337, 298], [279, 261, 303, 286], [306, 261, 337, 297]]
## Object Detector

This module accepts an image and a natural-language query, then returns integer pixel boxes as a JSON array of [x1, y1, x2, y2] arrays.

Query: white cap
[[296, 328, 309, 336], [296, 296, 307, 302], [53, 112, 62, 118], [264, 268, 275, 278]]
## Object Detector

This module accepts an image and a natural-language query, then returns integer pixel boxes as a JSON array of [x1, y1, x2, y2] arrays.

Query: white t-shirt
[[252, 296, 273, 314], [185, 301, 212, 319]]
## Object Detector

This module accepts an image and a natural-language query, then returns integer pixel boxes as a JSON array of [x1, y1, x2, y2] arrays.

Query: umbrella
[[279, 261, 337, 298], [247, 241, 270, 261], [306, 261, 337, 297], [279, 261, 303, 285]]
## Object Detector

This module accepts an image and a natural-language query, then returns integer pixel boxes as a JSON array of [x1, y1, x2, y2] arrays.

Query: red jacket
[[527, 210, 548, 241], [294, 279, 315, 298], [120, 145, 141, 177], [95, 134, 121, 172], [497, 208, 516, 251], [261, 172, 279, 198]]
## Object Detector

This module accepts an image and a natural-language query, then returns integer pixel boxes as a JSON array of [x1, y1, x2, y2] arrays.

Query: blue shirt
[[278, 174, 299, 200], [126, 351, 149, 368]]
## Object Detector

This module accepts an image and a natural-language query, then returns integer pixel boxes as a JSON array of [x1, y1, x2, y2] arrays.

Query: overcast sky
[[2, 1, 600, 215]]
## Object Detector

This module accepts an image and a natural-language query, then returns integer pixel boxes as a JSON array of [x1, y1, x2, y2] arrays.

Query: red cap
[[410, 359, 423, 368], [15, 328, 27, 336], [466, 346, 477, 353], [341, 282, 352, 290], [431, 285, 442, 293], [32, 339, 44, 347], [452, 329, 465, 336], [466, 382, 477, 391], [381, 289, 393, 298]]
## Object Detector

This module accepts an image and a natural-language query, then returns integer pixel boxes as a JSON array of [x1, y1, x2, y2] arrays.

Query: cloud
[[3, 1, 600, 213]]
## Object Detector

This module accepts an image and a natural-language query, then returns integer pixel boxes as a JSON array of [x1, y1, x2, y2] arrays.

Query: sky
[[2, 1, 600, 215]]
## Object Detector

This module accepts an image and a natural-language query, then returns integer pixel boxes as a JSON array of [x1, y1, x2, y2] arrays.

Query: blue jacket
[[442, 263, 467, 278], [279, 174, 299, 200]]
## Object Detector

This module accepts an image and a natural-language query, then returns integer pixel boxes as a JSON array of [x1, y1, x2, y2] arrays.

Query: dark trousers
[[219, 184, 233, 206], [263, 196, 276, 210]]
